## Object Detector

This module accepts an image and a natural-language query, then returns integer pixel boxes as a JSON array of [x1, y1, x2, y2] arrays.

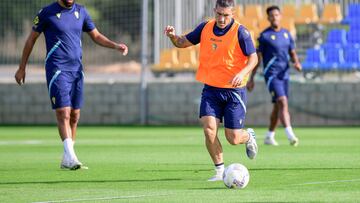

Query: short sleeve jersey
[[185, 19, 256, 56], [33, 2, 95, 72], [257, 27, 295, 79]]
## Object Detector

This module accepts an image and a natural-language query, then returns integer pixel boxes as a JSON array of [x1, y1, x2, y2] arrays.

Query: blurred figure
[[15, 0, 128, 170], [247, 5, 301, 146], [164, 0, 258, 181]]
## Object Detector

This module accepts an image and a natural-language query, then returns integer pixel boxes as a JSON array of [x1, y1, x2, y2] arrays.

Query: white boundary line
[[32, 193, 172, 203], [0, 140, 43, 145], [290, 179, 360, 186]]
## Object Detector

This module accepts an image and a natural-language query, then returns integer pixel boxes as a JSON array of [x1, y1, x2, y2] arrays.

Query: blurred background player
[[164, 0, 258, 181], [247, 5, 301, 146], [14, 0, 128, 170]]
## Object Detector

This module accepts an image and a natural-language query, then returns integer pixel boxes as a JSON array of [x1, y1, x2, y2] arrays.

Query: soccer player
[[247, 5, 301, 146], [164, 0, 258, 181], [14, 0, 128, 170]]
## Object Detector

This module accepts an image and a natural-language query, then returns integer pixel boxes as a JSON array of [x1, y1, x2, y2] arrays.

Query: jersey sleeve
[[32, 9, 47, 33], [237, 26, 256, 56], [185, 21, 208, 45], [82, 7, 96, 32]]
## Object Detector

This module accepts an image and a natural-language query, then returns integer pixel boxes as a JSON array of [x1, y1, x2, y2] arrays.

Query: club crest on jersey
[[284, 33, 289, 39], [56, 13, 61, 19], [271, 35, 276, 40], [33, 16, 39, 25], [74, 11, 79, 19], [212, 43, 218, 51]]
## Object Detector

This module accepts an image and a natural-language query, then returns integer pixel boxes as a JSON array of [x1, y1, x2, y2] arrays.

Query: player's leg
[[70, 109, 80, 142], [265, 103, 280, 146], [223, 88, 257, 159], [201, 116, 224, 181], [276, 79, 298, 146], [199, 85, 225, 181], [66, 71, 87, 167], [56, 107, 81, 170], [47, 71, 81, 170], [224, 128, 257, 159]]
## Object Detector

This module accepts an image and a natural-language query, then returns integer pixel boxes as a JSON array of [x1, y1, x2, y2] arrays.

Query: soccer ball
[[223, 163, 250, 189]]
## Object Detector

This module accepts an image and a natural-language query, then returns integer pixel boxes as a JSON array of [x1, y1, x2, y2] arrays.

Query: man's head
[[60, 0, 75, 8], [214, 0, 235, 29], [266, 6, 282, 29]]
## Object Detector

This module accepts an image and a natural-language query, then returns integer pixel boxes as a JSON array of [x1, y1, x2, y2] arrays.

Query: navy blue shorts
[[46, 70, 84, 110], [199, 85, 247, 129], [265, 77, 289, 103]]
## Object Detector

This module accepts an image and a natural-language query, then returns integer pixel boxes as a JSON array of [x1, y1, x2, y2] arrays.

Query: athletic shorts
[[46, 70, 84, 110], [199, 84, 247, 129], [265, 77, 289, 103]]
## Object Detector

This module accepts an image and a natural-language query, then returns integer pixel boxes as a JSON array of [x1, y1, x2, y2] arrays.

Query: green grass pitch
[[0, 126, 359, 202]]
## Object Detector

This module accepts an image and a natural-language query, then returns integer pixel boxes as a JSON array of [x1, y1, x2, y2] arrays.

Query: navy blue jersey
[[32, 2, 95, 72], [258, 27, 295, 79], [185, 19, 256, 56]]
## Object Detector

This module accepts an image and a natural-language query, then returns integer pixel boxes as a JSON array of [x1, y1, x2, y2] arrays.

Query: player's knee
[[277, 97, 288, 108], [204, 126, 217, 140], [56, 109, 71, 122], [227, 138, 238, 145], [225, 131, 241, 145], [70, 112, 80, 124]]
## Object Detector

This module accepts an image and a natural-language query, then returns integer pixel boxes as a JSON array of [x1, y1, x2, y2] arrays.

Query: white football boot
[[207, 167, 224, 182], [264, 136, 279, 146], [289, 136, 299, 147], [60, 154, 83, 170], [245, 128, 258, 159]]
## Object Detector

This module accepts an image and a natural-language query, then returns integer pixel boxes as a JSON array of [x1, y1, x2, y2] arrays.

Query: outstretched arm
[[15, 31, 40, 85], [246, 52, 262, 91], [164, 25, 193, 48], [88, 28, 128, 56], [289, 49, 302, 72]]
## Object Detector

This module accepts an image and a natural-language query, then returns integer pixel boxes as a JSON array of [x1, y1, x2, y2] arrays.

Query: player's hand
[[15, 68, 26, 85], [231, 73, 244, 88], [116, 43, 128, 56], [294, 62, 302, 72], [246, 80, 255, 92], [164, 25, 176, 38]]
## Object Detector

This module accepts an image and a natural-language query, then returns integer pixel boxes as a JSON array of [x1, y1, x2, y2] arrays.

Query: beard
[[61, 0, 75, 8]]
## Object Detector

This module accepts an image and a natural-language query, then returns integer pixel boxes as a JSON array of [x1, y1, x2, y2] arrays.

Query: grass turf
[[0, 126, 359, 202]]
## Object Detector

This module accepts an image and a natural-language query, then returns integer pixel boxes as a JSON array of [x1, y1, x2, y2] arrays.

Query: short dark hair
[[266, 5, 281, 15], [216, 0, 235, 8]]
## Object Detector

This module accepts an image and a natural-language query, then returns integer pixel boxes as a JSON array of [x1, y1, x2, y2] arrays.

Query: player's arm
[[289, 49, 302, 72], [232, 27, 258, 87], [231, 52, 258, 87], [87, 28, 128, 56], [15, 31, 41, 85], [164, 25, 193, 48], [247, 52, 262, 91]]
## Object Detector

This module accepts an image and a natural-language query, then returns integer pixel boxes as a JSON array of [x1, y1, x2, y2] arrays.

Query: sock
[[215, 163, 225, 175], [63, 138, 76, 160], [265, 131, 275, 139], [285, 126, 296, 140]]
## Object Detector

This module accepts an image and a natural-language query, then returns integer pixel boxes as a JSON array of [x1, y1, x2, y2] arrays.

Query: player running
[[15, 0, 128, 170], [247, 5, 301, 146], [164, 0, 258, 181]]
